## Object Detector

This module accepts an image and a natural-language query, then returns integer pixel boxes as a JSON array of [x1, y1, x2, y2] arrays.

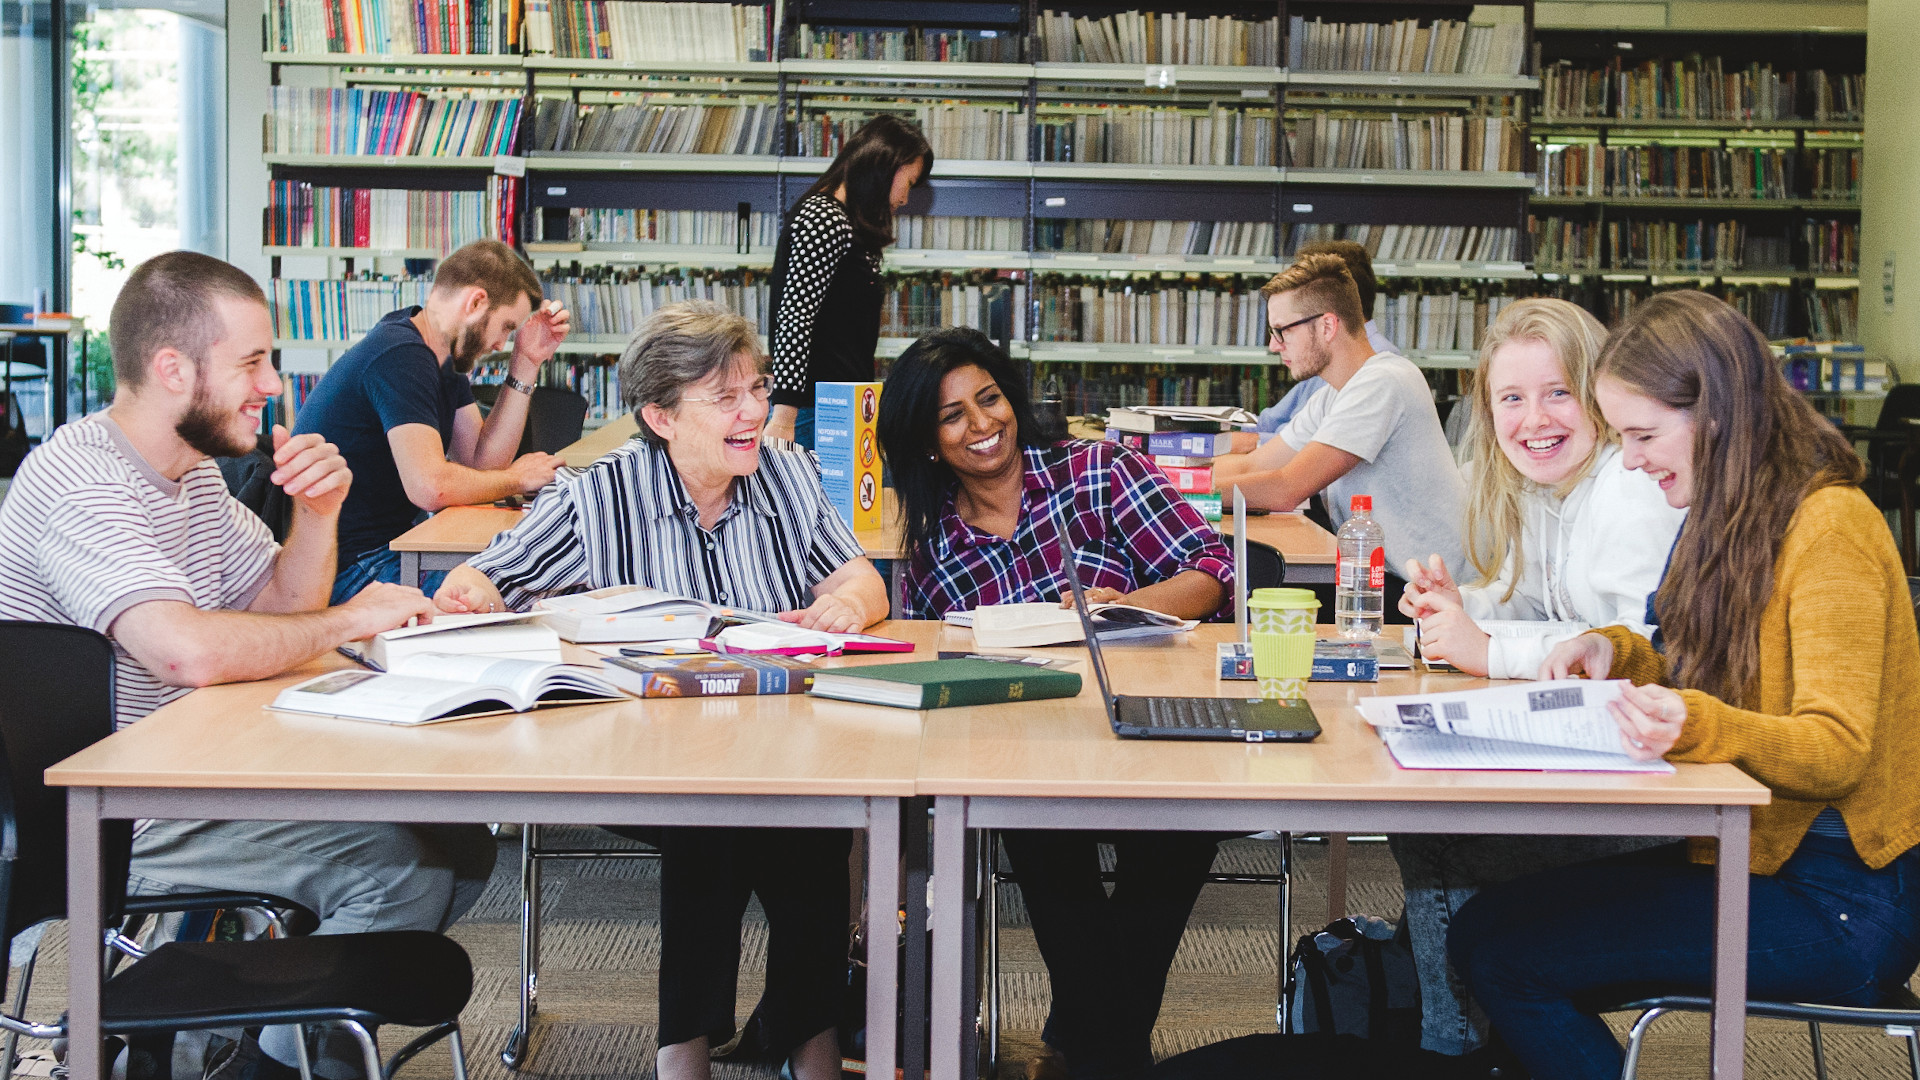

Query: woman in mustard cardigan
[[1446, 289, 1920, 1080]]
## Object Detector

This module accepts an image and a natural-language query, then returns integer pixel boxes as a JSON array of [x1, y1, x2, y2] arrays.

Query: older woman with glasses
[[436, 300, 887, 1080]]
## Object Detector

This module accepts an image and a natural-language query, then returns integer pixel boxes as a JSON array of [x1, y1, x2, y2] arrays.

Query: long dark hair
[[1597, 290, 1864, 705], [877, 328, 1050, 557], [798, 114, 932, 250]]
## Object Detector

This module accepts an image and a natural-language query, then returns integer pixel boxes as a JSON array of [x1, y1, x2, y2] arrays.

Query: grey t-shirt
[[1278, 352, 1467, 576]]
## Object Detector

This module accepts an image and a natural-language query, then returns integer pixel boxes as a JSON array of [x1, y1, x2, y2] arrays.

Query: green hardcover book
[[808, 658, 1081, 710]]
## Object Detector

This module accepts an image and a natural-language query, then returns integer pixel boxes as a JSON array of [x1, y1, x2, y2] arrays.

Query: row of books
[[1285, 15, 1527, 77], [537, 265, 769, 338], [282, 374, 323, 422], [265, 87, 523, 157], [1286, 111, 1524, 173], [1806, 289, 1859, 343], [1530, 215, 1859, 277], [532, 98, 778, 155], [1034, 105, 1275, 167], [1535, 144, 1857, 201], [270, 275, 431, 340], [536, 206, 778, 247], [790, 24, 1019, 64], [1034, 10, 1281, 67], [898, 215, 1024, 253], [1033, 274, 1269, 348], [1537, 59, 1864, 122], [263, 177, 519, 250], [1037, 364, 1278, 414], [1283, 223, 1521, 264], [266, 0, 518, 55], [1034, 219, 1275, 258], [524, 0, 771, 62], [879, 274, 1022, 343], [1373, 289, 1519, 355], [917, 105, 1029, 163], [472, 359, 625, 421]]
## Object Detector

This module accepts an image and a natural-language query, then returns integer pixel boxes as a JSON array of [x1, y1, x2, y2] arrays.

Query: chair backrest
[[0, 622, 133, 942], [1879, 385, 1920, 432], [215, 432, 293, 542], [523, 387, 589, 455], [1244, 539, 1287, 591]]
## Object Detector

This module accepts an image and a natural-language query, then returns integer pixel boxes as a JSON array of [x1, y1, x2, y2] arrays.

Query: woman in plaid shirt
[[878, 328, 1233, 1080]]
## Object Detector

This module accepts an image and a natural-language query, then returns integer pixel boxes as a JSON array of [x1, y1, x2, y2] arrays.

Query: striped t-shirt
[[0, 413, 280, 729], [467, 436, 866, 614]]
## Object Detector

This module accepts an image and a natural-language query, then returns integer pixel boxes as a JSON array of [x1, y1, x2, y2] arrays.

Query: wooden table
[[49, 623, 946, 1080], [389, 505, 526, 589], [559, 412, 640, 469], [915, 624, 1769, 1080]]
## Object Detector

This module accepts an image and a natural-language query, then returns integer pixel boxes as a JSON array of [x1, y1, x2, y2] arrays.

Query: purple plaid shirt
[[902, 440, 1234, 620]]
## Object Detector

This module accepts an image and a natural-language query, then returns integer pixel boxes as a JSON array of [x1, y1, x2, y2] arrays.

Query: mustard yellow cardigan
[[1597, 484, 1920, 875]]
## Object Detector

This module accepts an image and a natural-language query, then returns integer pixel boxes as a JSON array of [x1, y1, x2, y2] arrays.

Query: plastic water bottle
[[1335, 495, 1385, 639]]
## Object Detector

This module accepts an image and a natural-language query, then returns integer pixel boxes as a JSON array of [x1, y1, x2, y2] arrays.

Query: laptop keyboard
[[1143, 697, 1242, 729]]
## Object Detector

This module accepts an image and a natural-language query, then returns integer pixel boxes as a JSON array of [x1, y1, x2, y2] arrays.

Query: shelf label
[[546, 186, 567, 196], [1145, 65, 1176, 88], [1043, 196, 1067, 207], [1387, 75, 1403, 84], [494, 156, 526, 177], [1291, 203, 1314, 213]]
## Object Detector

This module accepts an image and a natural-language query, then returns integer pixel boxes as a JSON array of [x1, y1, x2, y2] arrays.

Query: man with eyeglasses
[[1213, 252, 1465, 622], [293, 239, 572, 601]]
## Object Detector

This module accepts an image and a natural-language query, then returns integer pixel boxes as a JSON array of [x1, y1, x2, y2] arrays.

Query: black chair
[[472, 385, 591, 456], [1577, 984, 1920, 1080], [0, 622, 475, 1080], [215, 432, 294, 542], [1853, 383, 1920, 512]]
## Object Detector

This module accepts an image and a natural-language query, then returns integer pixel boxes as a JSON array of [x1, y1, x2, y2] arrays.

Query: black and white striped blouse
[[467, 436, 868, 613]]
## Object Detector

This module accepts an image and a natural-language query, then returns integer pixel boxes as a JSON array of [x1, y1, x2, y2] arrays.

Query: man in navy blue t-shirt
[[294, 240, 571, 601]]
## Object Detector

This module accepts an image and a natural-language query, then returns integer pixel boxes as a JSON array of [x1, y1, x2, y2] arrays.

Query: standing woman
[[1447, 290, 1920, 1080], [764, 114, 931, 447]]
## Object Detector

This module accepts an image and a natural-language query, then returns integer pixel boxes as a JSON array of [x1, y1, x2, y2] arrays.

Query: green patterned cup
[[1246, 587, 1319, 699]]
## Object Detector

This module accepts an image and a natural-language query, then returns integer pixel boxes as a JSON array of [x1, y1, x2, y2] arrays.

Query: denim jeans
[[331, 545, 448, 605], [1389, 834, 1674, 1055], [1449, 835, 1920, 1080]]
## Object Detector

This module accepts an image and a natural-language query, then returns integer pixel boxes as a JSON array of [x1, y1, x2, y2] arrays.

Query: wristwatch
[[501, 374, 536, 396]]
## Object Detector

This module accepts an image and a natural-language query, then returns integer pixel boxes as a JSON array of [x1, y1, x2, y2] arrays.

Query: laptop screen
[[1059, 550, 1119, 714]]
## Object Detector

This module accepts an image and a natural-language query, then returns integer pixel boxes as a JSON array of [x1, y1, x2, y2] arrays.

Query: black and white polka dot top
[[768, 192, 885, 410]]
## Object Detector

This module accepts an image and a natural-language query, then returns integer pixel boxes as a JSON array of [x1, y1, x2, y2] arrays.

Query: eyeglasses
[[681, 377, 772, 413], [1267, 312, 1328, 346]]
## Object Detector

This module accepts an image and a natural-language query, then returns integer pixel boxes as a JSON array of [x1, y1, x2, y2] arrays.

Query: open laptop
[[1062, 549, 1320, 743]]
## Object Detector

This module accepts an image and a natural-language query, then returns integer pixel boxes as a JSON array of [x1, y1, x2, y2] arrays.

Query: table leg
[[902, 796, 929, 1079], [66, 787, 104, 1080], [399, 551, 421, 590], [51, 333, 67, 430], [888, 558, 905, 619], [1711, 806, 1750, 1079], [865, 797, 900, 1080], [930, 795, 967, 1080]]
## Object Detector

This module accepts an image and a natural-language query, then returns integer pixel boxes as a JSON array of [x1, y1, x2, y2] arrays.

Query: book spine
[[1311, 656, 1379, 682]]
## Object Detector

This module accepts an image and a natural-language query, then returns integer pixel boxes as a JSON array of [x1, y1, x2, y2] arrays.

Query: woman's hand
[[1399, 554, 1464, 618], [1609, 682, 1688, 761], [1414, 609, 1491, 677], [434, 566, 507, 614], [1538, 631, 1615, 681], [779, 593, 866, 634], [763, 404, 798, 445], [1058, 586, 1126, 608]]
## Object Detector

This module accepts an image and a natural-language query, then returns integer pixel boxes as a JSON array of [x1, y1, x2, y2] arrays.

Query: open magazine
[[1356, 679, 1675, 773], [271, 653, 626, 726]]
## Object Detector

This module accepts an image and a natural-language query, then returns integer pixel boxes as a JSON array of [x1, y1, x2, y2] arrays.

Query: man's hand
[[1229, 430, 1260, 454], [1414, 608, 1491, 677], [511, 300, 571, 370], [1399, 554, 1463, 618], [338, 581, 437, 638], [510, 452, 565, 495], [779, 593, 865, 633], [269, 425, 352, 517]]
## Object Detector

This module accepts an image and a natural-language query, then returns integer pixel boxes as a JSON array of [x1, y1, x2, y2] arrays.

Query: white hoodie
[[1460, 443, 1686, 680]]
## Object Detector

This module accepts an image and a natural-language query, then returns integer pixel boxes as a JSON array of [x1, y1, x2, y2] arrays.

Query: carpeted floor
[[12, 829, 1920, 1079]]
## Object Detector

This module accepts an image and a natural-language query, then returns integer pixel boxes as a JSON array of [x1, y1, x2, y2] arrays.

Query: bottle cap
[[1350, 495, 1372, 512]]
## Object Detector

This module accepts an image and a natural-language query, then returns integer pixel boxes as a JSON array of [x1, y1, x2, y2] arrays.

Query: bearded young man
[[292, 239, 572, 601], [0, 250, 497, 1080], [1212, 252, 1466, 619]]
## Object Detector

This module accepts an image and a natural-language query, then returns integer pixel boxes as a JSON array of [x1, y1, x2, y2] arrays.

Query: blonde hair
[[1461, 298, 1611, 599]]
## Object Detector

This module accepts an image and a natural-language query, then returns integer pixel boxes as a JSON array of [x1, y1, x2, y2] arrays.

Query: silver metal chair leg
[[1276, 831, 1293, 1032], [2, 940, 38, 1073], [986, 830, 1000, 1078], [448, 1023, 469, 1080], [1620, 1007, 1668, 1080], [1906, 1029, 1920, 1080], [338, 1020, 384, 1080], [501, 824, 541, 1069], [1809, 1020, 1829, 1080], [292, 1025, 314, 1080]]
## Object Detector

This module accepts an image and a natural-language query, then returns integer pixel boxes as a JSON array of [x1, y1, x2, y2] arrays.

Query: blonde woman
[[1387, 298, 1685, 1068], [1399, 297, 1684, 678]]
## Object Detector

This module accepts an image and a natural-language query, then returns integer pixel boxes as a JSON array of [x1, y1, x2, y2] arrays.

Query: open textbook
[[953, 602, 1198, 649], [272, 654, 626, 726], [534, 585, 909, 653], [1356, 679, 1675, 773]]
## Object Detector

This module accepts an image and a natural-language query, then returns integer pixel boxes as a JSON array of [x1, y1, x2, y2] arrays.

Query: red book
[[354, 187, 370, 248], [1160, 465, 1213, 494]]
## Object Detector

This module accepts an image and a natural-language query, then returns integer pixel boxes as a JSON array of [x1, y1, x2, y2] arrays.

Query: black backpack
[[1285, 915, 1421, 1044]]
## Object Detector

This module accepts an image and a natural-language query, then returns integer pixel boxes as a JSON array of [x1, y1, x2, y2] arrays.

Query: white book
[[272, 653, 625, 725], [963, 602, 1197, 649], [535, 584, 735, 642], [348, 611, 562, 670]]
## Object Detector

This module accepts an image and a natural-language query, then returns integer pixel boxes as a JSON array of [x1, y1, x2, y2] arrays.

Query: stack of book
[[1781, 344, 1883, 393], [1035, 105, 1276, 167], [532, 98, 778, 155], [265, 179, 519, 250], [895, 216, 1025, 252], [524, 0, 772, 62], [879, 273, 1023, 342], [1036, 9, 1280, 66], [791, 24, 1020, 63], [266, 87, 524, 158], [267, 0, 519, 55], [537, 206, 778, 248], [271, 275, 431, 341], [1287, 14, 1526, 76], [1538, 57, 1862, 123], [1035, 219, 1275, 258], [1032, 274, 1267, 348], [1104, 407, 1249, 519], [539, 264, 770, 337], [1286, 110, 1524, 173], [1281, 223, 1519, 263]]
